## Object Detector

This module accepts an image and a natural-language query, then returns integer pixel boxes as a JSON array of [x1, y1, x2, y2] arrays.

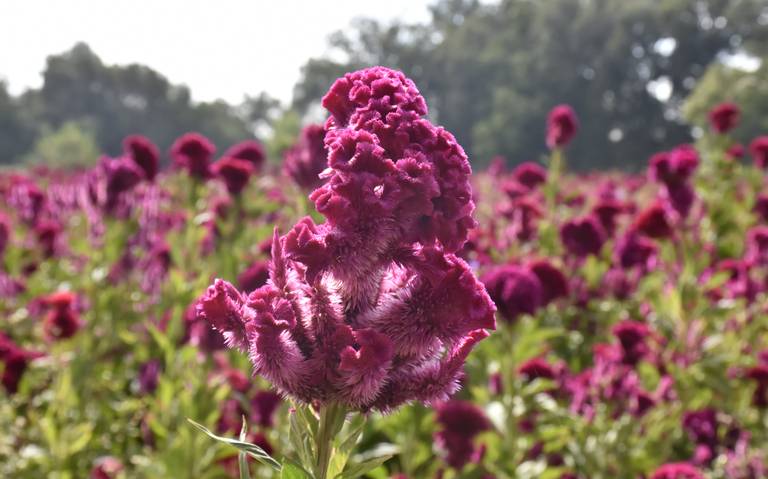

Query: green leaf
[[281, 461, 312, 479], [187, 418, 281, 471], [239, 417, 251, 479], [336, 455, 393, 479]]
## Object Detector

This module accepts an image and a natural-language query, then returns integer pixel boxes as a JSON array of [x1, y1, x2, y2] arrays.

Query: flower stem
[[314, 402, 346, 479]]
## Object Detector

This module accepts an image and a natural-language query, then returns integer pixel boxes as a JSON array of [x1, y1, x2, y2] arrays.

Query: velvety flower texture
[[171, 133, 216, 179], [283, 124, 328, 191], [198, 67, 495, 411], [546, 104, 578, 149], [708, 102, 740, 134], [123, 135, 160, 181], [434, 399, 491, 469], [650, 463, 704, 479], [750, 136, 768, 169]]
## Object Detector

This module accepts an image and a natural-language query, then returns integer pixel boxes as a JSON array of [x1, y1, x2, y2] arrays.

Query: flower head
[[546, 105, 578, 149], [212, 157, 254, 196], [512, 162, 547, 189], [560, 215, 606, 258], [224, 140, 266, 170], [283, 124, 328, 191], [123, 135, 160, 181], [482, 265, 542, 321], [434, 399, 491, 469], [650, 463, 703, 479], [197, 67, 494, 411], [708, 102, 740, 134], [750, 136, 768, 169], [171, 133, 216, 179]]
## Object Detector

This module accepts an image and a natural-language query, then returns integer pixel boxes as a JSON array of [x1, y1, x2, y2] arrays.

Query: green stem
[[314, 403, 346, 479]]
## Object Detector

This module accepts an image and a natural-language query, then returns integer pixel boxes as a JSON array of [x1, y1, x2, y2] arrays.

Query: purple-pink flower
[[197, 67, 495, 411], [546, 105, 578, 149], [283, 124, 328, 191], [708, 102, 740, 134], [171, 132, 216, 179]]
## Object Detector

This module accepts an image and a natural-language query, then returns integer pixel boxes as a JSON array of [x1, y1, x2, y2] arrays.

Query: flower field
[[1, 66, 768, 479]]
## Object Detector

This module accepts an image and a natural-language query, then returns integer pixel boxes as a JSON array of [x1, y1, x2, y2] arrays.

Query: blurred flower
[[632, 202, 673, 239], [212, 157, 254, 196], [171, 132, 216, 179], [708, 102, 740, 134], [283, 124, 327, 191], [529, 259, 569, 304], [237, 260, 270, 294], [224, 140, 266, 171], [560, 215, 606, 258], [749, 136, 768, 169], [0, 333, 42, 393], [434, 399, 491, 469], [612, 320, 651, 366], [482, 265, 543, 321], [512, 162, 547, 189], [0, 212, 9, 257], [726, 143, 744, 161], [650, 462, 703, 479], [138, 360, 161, 395], [123, 135, 160, 181], [546, 104, 578, 149], [42, 291, 82, 341], [90, 456, 124, 479], [252, 390, 282, 428]]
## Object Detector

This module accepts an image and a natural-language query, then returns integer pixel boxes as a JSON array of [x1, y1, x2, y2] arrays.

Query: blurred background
[[1, 0, 767, 171]]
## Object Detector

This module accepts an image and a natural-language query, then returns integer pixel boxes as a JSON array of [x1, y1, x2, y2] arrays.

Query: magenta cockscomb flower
[[237, 259, 270, 294], [632, 202, 673, 239], [592, 199, 624, 237], [123, 135, 160, 181], [546, 104, 578, 149], [0, 212, 9, 257], [252, 390, 282, 428], [617, 232, 657, 270], [434, 399, 491, 469], [42, 291, 82, 341], [197, 67, 495, 411], [518, 357, 557, 382], [482, 265, 542, 321], [560, 215, 606, 258], [746, 359, 768, 408], [649, 146, 699, 218], [753, 194, 768, 223], [212, 157, 254, 196], [138, 359, 161, 395], [650, 462, 703, 479], [34, 220, 62, 259], [726, 143, 745, 161], [745, 226, 768, 265], [709, 102, 740, 134], [512, 162, 547, 189], [749, 136, 768, 169], [612, 320, 651, 366], [90, 456, 124, 479], [224, 140, 266, 170], [0, 333, 42, 393], [171, 133, 216, 179], [529, 259, 569, 304], [102, 155, 144, 211], [283, 124, 328, 191]]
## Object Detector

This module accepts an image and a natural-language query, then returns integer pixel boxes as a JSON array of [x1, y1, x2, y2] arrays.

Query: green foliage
[[25, 121, 100, 168]]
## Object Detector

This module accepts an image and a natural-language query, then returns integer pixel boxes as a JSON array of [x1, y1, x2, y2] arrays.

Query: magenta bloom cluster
[[197, 67, 496, 411]]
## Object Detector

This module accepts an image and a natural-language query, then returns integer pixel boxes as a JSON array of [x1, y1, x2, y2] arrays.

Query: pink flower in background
[[749, 136, 768, 169], [434, 399, 491, 469], [237, 259, 270, 293], [529, 259, 569, 304], [512, 162, 547, 189], [42, 291, 82, 341], [212, 157, 254, 195], [123, 135, 160, 181], [482, 265, 543, 321], [560, 215, 606, 258], [224, 140, 266, 170], [283, 124, 328, 191], [197, 67, 494, 411], [0, 212, 9, 257], [650, 462, 703, 479], [546, 104, 578, 149], [0, 333, 42, 393], [708, 102, 740, 133], [171, 132, 216, 179], [726, 143, 744, 160], [90, 456, 124, 479], [632, 202, 673, 239]]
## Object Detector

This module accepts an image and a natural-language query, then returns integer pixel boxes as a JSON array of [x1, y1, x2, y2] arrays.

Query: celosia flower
[[42, 291, 82, 341], [753, 194, 768, 223], [650, 463, 703, 479], [252, 390, 282, 428], [649, 146, 699, 218], [592, 199, 623, 237], [482, 265, 542, 321], [612, 320, 651, 366], [528, 259, 569, 304], [224, 140, 266, 170], [212, 157, 254, 196], [745, 226, 768, 265], [198, 67, 495, 411], [749, 136, 768, 169], [90, 456, 124, 479], [171, 132, 216, 179], [102, 155, 144, 212], [34, 220, 62, 259], [726, 143, 744, 160], [560, 215, 606, 258], [0, 333, 42, 393], [746, 364, 768, 408], [683, 409, 718, 459], [283, 124, 328, 191], [632, 202, 673, 239], [434, 399, 491, 469], [512, 162, 547, 189], [518, 357, 557, 382], [238, 260, 270, 293], [546, 104, 578, 149], [616, 232, 657, 270], [708, 102, 740, 133], [123, 135, 160, 181]]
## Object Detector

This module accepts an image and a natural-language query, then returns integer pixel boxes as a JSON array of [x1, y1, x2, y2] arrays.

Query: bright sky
[[0, 0, 432, 104]]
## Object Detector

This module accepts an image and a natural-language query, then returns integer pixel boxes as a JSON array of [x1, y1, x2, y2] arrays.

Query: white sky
[[0, 0, 432, 104]]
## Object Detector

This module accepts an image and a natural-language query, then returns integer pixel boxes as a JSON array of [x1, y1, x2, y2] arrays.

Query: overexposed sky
[[0, 0, 432, 104]]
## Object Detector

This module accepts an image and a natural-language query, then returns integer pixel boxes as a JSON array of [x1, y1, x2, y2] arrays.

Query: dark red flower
[[529, 259, 569, 304], [283, 124, 328, 191], [212, 157, 254, 196], [518, 357, 557, 382], [754, 194, 768, 223], [612, 320, 651, 366], [726, 143, 744, 160], [123, 135, 160, 181], [512, 162, 547, 189], [650, 462, 703, 479], [434, 400, 491, 469], [171, 133, 216, 179], [252, 390, 282, 428], [482, 265, 543, 321], [42, 291, 82, 341], [237, 260, 270, 293], [0, 213, 9, 257], [138, 360, 161, 394], [708, 102, 740, 134], [90, 456, 124, 479], [632, 202, 673, 239], [560, 215, 606, 258], [224, 140, 266, 170], [546, 105, 578, 149], [750, 136, 768, 169]]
